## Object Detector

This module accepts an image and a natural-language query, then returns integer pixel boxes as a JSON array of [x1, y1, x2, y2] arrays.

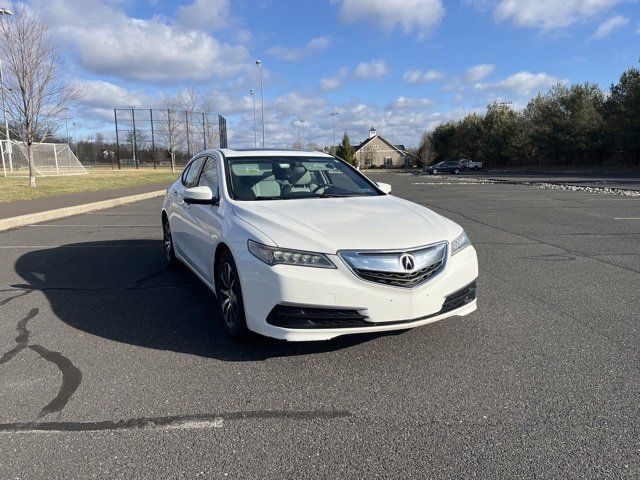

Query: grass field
[[0, 169, 179, 203]]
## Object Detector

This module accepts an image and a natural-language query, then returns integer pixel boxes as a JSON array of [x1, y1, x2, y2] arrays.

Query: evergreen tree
[[336, 131, 356, 166]]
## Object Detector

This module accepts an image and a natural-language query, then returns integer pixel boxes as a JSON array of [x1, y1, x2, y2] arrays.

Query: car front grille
[[339, 242, 447, 289], [353, 258, 445, 288]]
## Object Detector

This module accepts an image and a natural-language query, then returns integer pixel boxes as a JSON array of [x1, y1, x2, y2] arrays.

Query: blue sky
[[17, 0, 640, 148]]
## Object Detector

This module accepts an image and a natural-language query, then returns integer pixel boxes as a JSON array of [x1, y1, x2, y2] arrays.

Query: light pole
[[0, 8, 13, 174], [330, 112, 338, 155], [301, 119, 305, 148], [387, 123, 397, 146], [71, 122, 78, 154], [256, 60, 265, 147], [63, 108, 70, 145], [249, 89, 257, 148]]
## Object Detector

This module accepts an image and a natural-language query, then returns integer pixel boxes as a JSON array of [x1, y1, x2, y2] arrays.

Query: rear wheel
[[162, 217, 178, 269], [432, 169, 438, 175], [453, 168, 460, 174], [216, 250, 249, 339]]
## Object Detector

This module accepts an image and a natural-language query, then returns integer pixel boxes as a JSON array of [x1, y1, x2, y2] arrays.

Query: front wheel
[[216, 250, 249, 339], [432, 169, 438, 175], [453, 168, 460, 174], [162, 217, 178, 269]]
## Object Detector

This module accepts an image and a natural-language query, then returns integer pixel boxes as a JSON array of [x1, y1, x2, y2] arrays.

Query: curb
[[0, 190, 166, 232]]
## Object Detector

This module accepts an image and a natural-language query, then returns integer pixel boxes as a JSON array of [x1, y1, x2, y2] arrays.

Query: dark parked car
[[425, 160, 465, 175]]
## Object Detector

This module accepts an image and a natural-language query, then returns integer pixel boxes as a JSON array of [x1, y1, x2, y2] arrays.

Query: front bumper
[[235, 245, 479, 341]]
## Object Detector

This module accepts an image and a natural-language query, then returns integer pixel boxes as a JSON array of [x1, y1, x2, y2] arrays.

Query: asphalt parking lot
[[1, 173, 638, 479]]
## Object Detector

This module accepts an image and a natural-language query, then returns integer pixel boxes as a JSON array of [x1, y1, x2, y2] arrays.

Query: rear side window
[[183, 157, 205, 187]]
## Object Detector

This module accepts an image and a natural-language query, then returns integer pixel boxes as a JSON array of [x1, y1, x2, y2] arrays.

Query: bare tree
[[0, 7, 81, 186], [158, 95, 183, 172], [181, 86, 217, 150]]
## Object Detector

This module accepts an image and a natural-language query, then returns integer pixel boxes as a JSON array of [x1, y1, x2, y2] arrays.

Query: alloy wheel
[[219, 262, 239, 328], [163, 220, 174, 263]]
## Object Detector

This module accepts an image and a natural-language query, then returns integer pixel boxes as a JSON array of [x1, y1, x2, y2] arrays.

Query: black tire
[[216, 250, 249, 339], [454, 168, 460, 174], [162, 217, 179, 269], [432, 169, 438, 175]]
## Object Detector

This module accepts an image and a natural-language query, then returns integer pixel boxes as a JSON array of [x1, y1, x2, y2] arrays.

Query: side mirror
[[183, 186, 217, 205], [376, 182, 392, 194]]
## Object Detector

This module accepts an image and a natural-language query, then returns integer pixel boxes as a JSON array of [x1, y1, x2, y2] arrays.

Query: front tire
[[432, 169, 438, 175], [216, 250, 249, 339], [162, 217, 178, 269], [453, 168, 460, 174]]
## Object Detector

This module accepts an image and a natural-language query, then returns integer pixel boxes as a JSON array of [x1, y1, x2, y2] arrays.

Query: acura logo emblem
[[400, 253, 416, 271]]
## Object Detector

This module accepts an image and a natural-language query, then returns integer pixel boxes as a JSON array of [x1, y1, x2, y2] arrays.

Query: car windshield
[[225, 156, 382, 201]]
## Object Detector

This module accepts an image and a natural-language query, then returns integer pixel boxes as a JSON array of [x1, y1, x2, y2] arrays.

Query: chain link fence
[[113, 108, 228, 169]]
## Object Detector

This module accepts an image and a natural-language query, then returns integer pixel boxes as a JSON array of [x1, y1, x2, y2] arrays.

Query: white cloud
[[335, 0, 445, 37], [320, 67, 350, 91], [273, 92, 327, 117], [475, 71, 563, 96], [464, 64, 495, 83], [592, 15, 630, 38], [31, 0, 251, 83], [266, 36, 332, 61], [403, 69, 445, 85], [177, 0, 231, 30], [353, 60, 389, 79], [494, 0, 623, 30], [388, 96, 435, 109], [319, 77, 343, 91]]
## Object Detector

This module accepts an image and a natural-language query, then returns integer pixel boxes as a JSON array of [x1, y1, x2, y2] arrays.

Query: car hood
[[232, 195, 461, 253]]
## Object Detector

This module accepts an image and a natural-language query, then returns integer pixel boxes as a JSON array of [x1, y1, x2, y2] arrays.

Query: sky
[[11, 0, 640, 148]]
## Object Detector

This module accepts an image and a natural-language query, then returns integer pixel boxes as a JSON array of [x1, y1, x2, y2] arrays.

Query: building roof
[[355, 134, 406, 155]]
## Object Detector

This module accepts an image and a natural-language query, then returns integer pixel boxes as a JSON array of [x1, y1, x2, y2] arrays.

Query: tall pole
[[114, 109, 121, 169], [388, 123, 397, 145], [130, 107, 138, 169], [249, 89, 257, 148], [64, 108, 70, 145], [301, 119, 305, 148], [185, 110, 191, 157], [256, 60, 265, 147], [202, 112, 207, 150], [330, 112, 338, 155], [150, 109, 156, 170], [0, 10, 12, 172], [72, 122, 77, 152], [0, 59, 12, 172]]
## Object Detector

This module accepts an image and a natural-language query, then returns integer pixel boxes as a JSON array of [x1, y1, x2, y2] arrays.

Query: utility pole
[[330, 112, 338, 155], [387, 123, 397, 146], [0, 59, 12, 172], [249, 89, 257, 148], [256, 60, 265, 147], [0, 9, 12, 173]]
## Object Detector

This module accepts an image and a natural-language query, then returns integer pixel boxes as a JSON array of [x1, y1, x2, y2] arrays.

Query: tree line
[[418, 65, 640, 168]]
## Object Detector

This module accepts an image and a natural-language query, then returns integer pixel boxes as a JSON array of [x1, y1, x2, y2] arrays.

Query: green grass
[[0, 169, 179, 203]]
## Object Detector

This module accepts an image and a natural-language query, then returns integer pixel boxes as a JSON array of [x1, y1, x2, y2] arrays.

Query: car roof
[[218, 148, 334, 158]]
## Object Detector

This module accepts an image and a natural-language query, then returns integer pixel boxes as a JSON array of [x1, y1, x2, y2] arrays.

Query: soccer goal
[[1, 141, 87, 177]]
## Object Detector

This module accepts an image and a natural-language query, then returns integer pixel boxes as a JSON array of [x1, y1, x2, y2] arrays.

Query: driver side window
[[183, 157, 205, 188], [198, 156, 218, 194]]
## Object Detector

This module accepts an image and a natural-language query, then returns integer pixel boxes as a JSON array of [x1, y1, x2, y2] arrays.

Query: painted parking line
[[0, 244, 160, 249], [613, 218, 640, 220], [26, 224, 158, 228]]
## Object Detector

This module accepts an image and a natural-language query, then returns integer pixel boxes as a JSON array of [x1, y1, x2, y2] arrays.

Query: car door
[[188, 154, 224, 285], [169, 156, 206, 263]]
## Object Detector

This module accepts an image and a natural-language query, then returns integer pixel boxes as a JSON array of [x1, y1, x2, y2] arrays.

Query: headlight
[[248, 240, 336, 269], [450, 230, 471, 255]]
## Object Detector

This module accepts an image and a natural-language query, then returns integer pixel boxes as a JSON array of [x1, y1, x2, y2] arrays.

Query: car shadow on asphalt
[[13, 240, 399, 361]]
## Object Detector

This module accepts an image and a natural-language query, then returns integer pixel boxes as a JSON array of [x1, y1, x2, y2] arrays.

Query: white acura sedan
[[162, 149, 478, 341]]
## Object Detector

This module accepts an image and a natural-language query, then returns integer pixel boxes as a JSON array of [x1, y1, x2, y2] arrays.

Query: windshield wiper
[[317, 193, 357, 198]]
